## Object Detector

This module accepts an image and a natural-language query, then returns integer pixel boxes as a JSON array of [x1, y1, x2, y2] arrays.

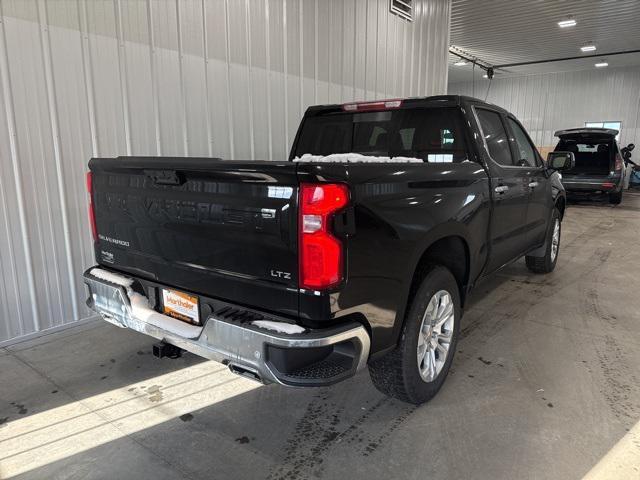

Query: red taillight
[[299, 183, 349, 290], [86, 171, 97, 242], [601, 182, 615, 189], [614, 153, 623, 171], [342, 99, 403, 112]]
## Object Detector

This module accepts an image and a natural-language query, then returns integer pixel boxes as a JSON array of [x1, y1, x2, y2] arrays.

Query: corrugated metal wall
[[0, 0, 451, 344], [448, 66, 640, 150]]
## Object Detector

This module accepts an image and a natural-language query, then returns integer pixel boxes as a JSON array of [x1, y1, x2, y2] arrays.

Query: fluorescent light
[[581, 44, 596, 52], [558, 19, 576, 28], [595, 62, 608, 68], [483, 74, 488, 78], [454, 61, 468, 66]]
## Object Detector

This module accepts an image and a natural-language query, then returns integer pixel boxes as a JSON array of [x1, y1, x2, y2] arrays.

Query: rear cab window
[[293, 107, 471, 163]]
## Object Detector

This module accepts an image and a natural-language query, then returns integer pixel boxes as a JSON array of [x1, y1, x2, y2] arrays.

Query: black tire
[[609, 190, 623, 205], [368, 265, 460, 405], [525, 208, 561, 274]]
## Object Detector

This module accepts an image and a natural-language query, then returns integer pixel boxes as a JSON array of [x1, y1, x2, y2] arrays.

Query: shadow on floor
[[1, 323, 207, 424]]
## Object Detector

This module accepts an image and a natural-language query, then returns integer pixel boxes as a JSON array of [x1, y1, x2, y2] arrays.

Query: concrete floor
[[2, 193, 640, 480]]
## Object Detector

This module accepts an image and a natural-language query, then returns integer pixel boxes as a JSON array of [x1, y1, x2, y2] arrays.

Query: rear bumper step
[[83, 268, 370, 387]]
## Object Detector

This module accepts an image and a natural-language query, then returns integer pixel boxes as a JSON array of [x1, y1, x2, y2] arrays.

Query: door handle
[[528, 181, 539, 188], [494, 185, 509, 194]]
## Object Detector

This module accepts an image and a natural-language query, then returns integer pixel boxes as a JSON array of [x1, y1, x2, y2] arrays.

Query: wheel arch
[[555, 195, 566, 219], [384, 232, 471, 353], [407, 235, 470, 309]]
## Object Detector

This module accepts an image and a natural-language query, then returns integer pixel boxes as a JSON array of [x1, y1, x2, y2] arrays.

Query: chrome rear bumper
[[83, 268, 370, 386]]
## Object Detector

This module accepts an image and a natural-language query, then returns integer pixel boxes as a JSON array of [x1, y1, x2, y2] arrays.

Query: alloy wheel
[[417, 290, 454, 382]]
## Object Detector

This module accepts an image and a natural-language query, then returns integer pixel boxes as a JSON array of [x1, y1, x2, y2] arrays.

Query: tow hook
[[152, 341, 183, 359]]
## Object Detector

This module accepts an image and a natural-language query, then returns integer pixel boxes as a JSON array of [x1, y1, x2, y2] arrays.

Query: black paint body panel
[[295, 161, 491, 353]]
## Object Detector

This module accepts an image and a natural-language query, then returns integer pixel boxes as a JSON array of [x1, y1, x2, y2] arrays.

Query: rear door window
[[475, 109, 513, 166], [294, 107, 470, 163]]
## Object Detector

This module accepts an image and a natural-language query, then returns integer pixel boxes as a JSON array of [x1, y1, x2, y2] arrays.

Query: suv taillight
[[615, 153, 623, 171], [299, 183, 349, 290], [86, 172, 97, 242]]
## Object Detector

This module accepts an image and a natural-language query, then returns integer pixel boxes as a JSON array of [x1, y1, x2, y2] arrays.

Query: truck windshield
[[293, 107, 468, 163]]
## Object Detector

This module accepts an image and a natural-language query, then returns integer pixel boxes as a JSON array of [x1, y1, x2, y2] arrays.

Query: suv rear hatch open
[[554, 128, 617, 176]]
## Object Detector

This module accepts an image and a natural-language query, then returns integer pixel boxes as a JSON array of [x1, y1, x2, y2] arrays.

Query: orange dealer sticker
[[161, 289, 200, 325]]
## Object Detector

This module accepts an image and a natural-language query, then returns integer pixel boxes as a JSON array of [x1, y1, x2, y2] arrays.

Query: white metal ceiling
[[448, 0, 640, 83]]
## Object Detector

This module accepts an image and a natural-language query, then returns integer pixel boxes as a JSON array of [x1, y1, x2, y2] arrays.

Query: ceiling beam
[[494, 49, 640, 69], [448, 46, 492, 71]]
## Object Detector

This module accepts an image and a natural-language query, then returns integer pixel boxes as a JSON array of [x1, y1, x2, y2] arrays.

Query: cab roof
[[304, 95, 509, 117]]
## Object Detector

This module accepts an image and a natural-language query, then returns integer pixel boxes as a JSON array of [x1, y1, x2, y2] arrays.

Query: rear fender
[[390, 222, 474, 347]]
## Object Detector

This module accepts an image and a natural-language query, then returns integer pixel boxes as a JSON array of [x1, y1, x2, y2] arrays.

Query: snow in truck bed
[[293, 153, 422, 163]]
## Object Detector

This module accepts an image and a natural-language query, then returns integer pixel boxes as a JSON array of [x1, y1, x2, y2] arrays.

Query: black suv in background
[[553, 128, 627, 204]]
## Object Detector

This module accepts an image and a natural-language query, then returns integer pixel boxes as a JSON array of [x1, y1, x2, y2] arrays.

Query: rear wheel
[[368, 265, 460, 405], [525, 208, 561, 274], [609, 190, 623, 205]]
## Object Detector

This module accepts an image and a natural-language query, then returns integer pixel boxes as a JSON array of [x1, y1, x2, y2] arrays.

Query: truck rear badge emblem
[[100, 250, 114, 264], [270, 270, 291, 280], [98, 234, 130, 248]]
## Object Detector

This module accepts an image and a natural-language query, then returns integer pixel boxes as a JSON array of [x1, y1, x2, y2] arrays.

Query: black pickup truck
[[84, 95, 570, 404]]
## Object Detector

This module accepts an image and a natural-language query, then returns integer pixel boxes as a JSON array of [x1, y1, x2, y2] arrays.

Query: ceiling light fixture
[[454, 60, 468, 66], [595, 61, 608, 68], [581, 44, 596, 52], [558, 18, 577, 28]]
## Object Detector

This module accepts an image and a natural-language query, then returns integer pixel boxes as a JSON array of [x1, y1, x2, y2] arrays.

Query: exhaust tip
[[228, 363, 263, 383]]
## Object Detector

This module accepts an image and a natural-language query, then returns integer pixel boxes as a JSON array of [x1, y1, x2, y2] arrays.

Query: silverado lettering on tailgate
[[143, 197, 279, 232]]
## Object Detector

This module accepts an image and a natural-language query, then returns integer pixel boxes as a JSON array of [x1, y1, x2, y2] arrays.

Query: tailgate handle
[[145, 169, 185, 186]]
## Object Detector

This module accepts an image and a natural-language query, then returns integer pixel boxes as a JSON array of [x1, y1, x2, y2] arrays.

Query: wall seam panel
[[36, 0, 79, 322], [0, 0, 40, 332], [145, 0, 161, 155], [264, 0, 272, 160], [244, 0, 255, 159], [113, 0, 132, 155]]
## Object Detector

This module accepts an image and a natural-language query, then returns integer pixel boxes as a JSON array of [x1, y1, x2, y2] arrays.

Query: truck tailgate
[[89, 157, 299, 318]]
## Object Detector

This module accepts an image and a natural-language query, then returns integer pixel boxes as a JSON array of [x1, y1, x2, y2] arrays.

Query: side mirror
[[547, 151, 575, 171]]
